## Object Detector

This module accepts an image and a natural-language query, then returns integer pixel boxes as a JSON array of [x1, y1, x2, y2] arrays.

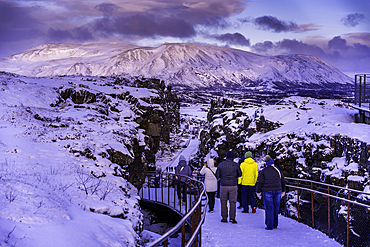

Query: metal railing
[[282, 177, 370, 247], [139, 172, 207, 247]]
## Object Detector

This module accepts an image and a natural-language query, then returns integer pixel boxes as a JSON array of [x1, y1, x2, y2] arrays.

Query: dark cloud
[[91, 14, 196, 38], [251, 39, 325, 57], [239, 16, 319, 33], [251, 36, 370, 74], [251, 41, 274, 53], [328, 36, 348, 51], [212, 32, 250, 46], [0, 0, 248, 46], [94, 3, 120, 17], [341, 13, 365, 27], [254, 16, 298, 32], [166, 0, 248, 26], [328, 35, 370, 58], [202, 17, 231, 29]]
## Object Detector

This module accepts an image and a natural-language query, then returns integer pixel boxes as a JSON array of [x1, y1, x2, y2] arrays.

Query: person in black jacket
[[256, 155, 286, 230], [216, 150, 242, 224]]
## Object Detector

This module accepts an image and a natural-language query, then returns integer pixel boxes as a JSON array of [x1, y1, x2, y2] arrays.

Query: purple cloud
[[90, 14, 196, 38], [212, 32, 250, 46], [239, 16, 320, 33], [94, 3, 120, 17], [341, 13, 365, 27], [254, 16, 298, 32], [251, 36, 370, 74]]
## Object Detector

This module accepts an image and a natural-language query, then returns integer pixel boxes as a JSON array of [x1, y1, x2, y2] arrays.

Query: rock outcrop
[[53, 77, 180, 190]]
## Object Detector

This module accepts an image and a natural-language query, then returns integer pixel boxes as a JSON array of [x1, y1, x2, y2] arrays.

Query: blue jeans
[[241, 185, 256, 211], [263, 190, 282, 229]]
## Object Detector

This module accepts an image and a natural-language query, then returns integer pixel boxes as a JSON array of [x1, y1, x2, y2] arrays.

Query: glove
[[281, 192, 286, 198], [256, 193, 262, 200]]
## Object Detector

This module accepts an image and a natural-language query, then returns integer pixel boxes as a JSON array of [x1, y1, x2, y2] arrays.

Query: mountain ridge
[[0, 42, 352, 90]]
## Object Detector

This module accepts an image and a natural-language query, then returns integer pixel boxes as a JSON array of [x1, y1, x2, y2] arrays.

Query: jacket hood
[[178, 160, 187, 166], [243, 157, 256, 164], [207, 159, 215, 168], [179, 155, 186, 162]]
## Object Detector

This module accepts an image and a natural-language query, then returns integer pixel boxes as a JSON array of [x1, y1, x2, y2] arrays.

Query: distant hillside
[[0, 42, 352, 91]]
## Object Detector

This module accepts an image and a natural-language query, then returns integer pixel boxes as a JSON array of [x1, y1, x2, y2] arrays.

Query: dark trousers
[[241, 185, 256, 211], [216, 180, 220, 198], [176, 182, 187, 202], [237, 184, 242, 205], [263, 190, 282, 229], [206, 191, 216, 211]]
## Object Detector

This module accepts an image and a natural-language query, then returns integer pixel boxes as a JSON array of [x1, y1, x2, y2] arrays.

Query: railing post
[[198, 202, 201, 247], [148, 174, 151, 201], [192, 206, 196, 246], [284, 193, 287, 217], [311, 182, 314, 228], [155, 175, 158, 202], [347, 191, 350, 247], [168, 174, 170, 206], [297, 181, 300, 222], [328, 186, 331, 238], [181, 223, 186, 247], [161, 173, 164, 203]]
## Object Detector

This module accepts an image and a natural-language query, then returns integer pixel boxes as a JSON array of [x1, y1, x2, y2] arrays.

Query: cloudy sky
[[0, 0, 369, 76]]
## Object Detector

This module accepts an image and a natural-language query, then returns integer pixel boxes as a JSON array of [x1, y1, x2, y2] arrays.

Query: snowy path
[[164, 138, 200, 169], [202, 198, 343, 247], [157, 136, 342, 246]]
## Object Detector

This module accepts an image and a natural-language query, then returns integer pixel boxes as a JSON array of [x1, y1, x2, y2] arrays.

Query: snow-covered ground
[[0, 74, 154, 246], [0, 71, 367, 246], [202, 198, 342, 247]]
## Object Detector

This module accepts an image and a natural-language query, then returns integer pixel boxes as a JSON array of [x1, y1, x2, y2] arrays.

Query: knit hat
[[265, 155, 274, 166], [245, 151, 252, 158], [226, 150, 235, 160], [179, 155, 186, 162]]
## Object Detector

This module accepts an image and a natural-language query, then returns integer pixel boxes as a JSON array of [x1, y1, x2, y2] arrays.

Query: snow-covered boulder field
[[0, 72, 177, 246]]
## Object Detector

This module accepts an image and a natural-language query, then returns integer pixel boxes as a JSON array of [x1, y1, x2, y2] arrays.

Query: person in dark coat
[[216, 150, 242, 224], [256, 155, 286, 230], [175, 155, 192, 205]]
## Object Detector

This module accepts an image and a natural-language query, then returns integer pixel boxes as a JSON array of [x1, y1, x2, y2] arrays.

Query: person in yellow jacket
[[239, 151, 258, 213]]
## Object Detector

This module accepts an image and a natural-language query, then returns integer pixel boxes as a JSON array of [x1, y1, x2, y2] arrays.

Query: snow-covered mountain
[[0, 43, 352, 90]]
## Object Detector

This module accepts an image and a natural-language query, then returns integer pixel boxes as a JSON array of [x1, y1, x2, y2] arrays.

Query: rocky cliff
[[199, 96, 369, 190]]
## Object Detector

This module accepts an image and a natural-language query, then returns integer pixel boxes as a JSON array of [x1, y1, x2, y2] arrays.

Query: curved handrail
[[286, 177, 370, 197], [283, 177, 370, 247], [140, 172, 207, 247]]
